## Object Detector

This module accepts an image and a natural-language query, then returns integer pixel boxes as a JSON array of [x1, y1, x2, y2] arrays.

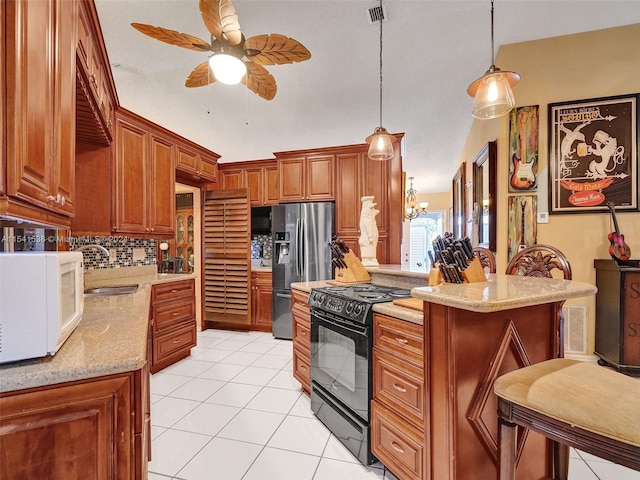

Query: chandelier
[[405, 177, 428, 220]]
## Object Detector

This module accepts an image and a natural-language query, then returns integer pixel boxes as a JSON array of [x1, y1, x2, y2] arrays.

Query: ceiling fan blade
[[244, 34, 311, 65], [199, 0, 242, 45], [185, 61, 217, 88], [242, 63, 277, 100], [131, 23, 211, 52]]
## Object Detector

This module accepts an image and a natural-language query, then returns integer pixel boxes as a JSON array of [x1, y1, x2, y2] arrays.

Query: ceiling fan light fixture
[[467, 0, 520, 119], [208, 52, 246, 85], [366, 127, 396, 161]]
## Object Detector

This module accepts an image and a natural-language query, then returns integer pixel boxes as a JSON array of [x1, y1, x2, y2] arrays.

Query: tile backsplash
[[251, 235, 272, 260], [69, 236, 157, 270]]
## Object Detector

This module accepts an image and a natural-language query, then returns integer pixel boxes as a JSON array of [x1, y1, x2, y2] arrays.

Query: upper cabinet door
[[4, 0, 77, 221], [263, 164, 279, 206], [113, 118, 148, 233], [306, 155, 335, 201], [5, 0, 55, 207], [278, 157, 306, 202], [149, 134, 175, 235]]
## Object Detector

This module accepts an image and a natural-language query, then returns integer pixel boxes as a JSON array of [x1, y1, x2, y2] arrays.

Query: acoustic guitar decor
[[607, 201, 631, 263], [131, 0, 311, 100]]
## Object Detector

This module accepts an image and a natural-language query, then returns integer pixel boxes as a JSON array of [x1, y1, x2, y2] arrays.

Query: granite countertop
[[411, 274, 597, 313], [365, 264, 431, 279], [373, 302, 423, 325], [1, 266, 197, 394]]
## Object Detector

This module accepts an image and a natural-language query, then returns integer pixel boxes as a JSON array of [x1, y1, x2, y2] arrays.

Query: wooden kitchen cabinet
[[292, 289, 311, 394], [219, 161, 278, 206], [277, 154, 335, 202], [112, 110, 175, 236], [75, 0, 116, 145], [0, 366, 150, 479], [335, 140, 403, 264], [176, 143, 219, 183], [150, 278, 197, 373], [251, 271, 273, 331], [371, 313, 425, 480], [2, 0, 77, 227]]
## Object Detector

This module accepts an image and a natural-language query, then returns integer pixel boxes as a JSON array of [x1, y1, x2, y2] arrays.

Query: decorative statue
[[359, 196, 379, 266]]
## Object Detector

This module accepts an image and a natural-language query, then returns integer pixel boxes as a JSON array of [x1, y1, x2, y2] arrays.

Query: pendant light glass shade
[[209, 53, 247, 85], [366, 127, 395, 161], [467, 1, 519, 120], [468, 66, 519, 119], [365, 0, 396, 161]]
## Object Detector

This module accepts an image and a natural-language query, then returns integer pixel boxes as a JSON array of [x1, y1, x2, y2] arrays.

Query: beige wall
[[458, 23, 640, 355]]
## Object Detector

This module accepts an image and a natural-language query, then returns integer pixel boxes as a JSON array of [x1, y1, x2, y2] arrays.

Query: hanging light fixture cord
[[490, 0, 495, 68], [378, 0, 384, 128]]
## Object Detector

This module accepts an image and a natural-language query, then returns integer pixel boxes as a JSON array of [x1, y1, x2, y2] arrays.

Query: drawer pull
[[394, 337, 409, 345], [300, 365, 307, 371], [391, 442, 405, 454], [173, 312, 180, 316], [171, 289, 178, 293], [173, 339, 180, 344], [393, 383, 407, 393]]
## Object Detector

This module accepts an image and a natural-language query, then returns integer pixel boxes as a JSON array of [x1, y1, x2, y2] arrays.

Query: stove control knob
[[345, 301, 354, 315], [354, 304, 364, 317], [316, 293, 326, 306]]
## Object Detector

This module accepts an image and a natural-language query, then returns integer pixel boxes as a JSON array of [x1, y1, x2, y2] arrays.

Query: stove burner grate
[[353, 285, 378, 292], [325, 286, 348, 292], [359, 293, 387, 300], [389, 290, 411, 297]]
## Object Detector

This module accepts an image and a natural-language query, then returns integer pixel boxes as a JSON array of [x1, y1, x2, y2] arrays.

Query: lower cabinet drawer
[[371, 400, 424, 480], [154, 298, 195, 332], [293, 318, 310, 350], [153, 322, 196, 366], [373, 349, 424, 425], [293, 345, 311, 394]]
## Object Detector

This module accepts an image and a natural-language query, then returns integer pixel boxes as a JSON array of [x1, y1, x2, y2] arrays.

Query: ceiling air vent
[[366, 4, 387, 24]]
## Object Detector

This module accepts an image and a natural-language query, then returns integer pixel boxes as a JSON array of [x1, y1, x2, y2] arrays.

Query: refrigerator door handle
[[300, 218, 305, 278], [296, 218, 302, 277]]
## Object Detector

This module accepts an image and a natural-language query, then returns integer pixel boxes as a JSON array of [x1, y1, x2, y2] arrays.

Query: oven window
[[317, 325, 356, 392]]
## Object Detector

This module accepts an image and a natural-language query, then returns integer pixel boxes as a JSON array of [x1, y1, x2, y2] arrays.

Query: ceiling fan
[[131, 0, 311, 100]]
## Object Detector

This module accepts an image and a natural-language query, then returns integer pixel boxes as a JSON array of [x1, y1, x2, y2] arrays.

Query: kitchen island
[[0, 268, 195, 479], [369, 269, 597, 480]]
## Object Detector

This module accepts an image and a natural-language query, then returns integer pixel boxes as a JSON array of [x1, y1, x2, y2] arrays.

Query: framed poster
[[509, 105, 539, 193], [548, 93, 638, 213]]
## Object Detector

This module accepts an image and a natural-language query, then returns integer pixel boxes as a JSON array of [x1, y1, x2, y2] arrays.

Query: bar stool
[[473, 246, 496, 274], [494, 358, 640, 480], [505, 244, 572, 280]]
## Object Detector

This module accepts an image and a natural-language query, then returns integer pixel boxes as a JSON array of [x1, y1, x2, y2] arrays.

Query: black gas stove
[[308, 284, 411, 324]]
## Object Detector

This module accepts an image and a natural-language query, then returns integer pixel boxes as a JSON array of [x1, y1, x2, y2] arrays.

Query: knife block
[[428, 257, 487, 286], [335, 250, 371, 285]]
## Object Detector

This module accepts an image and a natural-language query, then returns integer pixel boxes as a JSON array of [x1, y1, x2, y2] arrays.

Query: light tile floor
[[148, 329, 640, 480]]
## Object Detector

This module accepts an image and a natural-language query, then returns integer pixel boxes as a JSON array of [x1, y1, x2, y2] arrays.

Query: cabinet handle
[[173, 339, 180, 344], [107, 119, 113, 127], [171, 289, 178, 293], [300, 365, 307, 371], [392, 383, 407, 393], [173, 312, 179, 316], [90, 73, 97, 84], [394, 337, 409, 345], [47, 195, 57, 202], [391, 442, 405, 454]]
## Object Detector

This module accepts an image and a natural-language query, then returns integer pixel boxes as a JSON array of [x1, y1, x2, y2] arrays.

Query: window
[[409, 211, 445, 269]]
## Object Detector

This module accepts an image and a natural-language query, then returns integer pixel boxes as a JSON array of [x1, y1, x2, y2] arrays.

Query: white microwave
[[0, 251, 84, 363]]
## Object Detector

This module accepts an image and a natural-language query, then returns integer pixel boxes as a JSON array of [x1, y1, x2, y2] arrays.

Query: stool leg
[[553, 441, 569, 480], [498, 418, 517, 480]]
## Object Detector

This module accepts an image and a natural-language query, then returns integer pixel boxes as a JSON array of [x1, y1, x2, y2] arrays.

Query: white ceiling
[[94, 1, 640, 194]]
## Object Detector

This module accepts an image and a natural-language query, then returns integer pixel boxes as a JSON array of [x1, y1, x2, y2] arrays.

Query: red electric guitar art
[[607, 202, 631, 263]]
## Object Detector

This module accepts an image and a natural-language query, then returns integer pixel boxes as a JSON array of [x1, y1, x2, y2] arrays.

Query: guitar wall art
[[548, 93, 639, 213], [509, 105, 539, 193]]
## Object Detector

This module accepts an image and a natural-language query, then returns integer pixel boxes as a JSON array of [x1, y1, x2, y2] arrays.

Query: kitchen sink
[[84, 285, 139, 297]]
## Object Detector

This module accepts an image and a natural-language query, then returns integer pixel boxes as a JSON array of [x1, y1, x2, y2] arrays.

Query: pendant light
[[467, 0, 520, 120], [365, 0, 396, 161]]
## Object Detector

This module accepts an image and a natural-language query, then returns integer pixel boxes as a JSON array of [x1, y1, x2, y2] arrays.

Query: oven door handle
[[313, 314, 368, 336]]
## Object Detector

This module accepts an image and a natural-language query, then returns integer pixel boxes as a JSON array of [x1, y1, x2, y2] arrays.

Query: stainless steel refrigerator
[[272, 202, 335, 339]]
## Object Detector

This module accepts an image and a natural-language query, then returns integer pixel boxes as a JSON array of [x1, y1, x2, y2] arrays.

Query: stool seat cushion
[[494, 358, 640, 447]]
